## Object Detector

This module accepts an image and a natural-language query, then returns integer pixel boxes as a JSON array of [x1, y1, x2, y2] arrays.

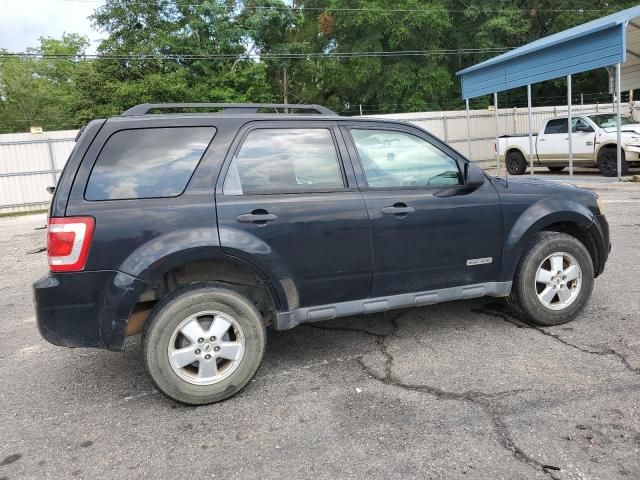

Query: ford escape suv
[[34, 103, 610, 405]]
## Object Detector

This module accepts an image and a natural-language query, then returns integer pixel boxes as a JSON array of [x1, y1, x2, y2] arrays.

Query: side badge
[[467, 257, 493, 266]]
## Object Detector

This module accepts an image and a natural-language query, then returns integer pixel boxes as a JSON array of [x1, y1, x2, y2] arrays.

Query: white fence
[[0, 102, 635, 214], [0, 130, 77, 214]]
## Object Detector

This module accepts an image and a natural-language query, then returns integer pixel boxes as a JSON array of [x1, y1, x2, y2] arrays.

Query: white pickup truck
[[499, 114, 640, 176]]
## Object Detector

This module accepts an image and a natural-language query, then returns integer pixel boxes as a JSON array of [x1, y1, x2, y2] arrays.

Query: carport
[[456, 5, 640, 180]]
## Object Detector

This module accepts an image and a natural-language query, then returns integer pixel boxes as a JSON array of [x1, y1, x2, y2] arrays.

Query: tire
[[506, 151, 527, 175], [547, 166, 565, 172], [597, 147, 628, 177], [142, 282, 266, 405], [508, 232, 594, 326]]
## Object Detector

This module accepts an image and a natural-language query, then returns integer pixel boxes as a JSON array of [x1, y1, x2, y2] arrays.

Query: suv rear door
[[215, 120, 372, 310], [342, 122, 503, 298]]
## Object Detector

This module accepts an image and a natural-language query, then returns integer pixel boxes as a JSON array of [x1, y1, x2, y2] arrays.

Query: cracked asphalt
[[1, 179, 639, 480]]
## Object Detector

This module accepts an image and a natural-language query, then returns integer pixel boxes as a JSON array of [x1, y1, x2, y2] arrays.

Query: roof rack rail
[[120, 103, 337, 116]]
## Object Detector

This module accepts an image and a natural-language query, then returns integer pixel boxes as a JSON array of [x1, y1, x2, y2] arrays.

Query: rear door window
[[544, 119, 568, 134], [85, 127, 215, 200], [223, 128, 344, 195]]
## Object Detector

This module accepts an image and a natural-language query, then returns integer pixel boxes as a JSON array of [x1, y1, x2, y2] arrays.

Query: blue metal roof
[[457, 5, 640, 99]]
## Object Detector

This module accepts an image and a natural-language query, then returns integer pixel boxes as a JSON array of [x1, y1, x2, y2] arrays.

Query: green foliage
[[0, 34, 89, 132], [1, 0, 639, 133]]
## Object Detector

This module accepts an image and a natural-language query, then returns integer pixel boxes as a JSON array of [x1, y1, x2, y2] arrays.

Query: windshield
[[588, 114, 636, 128]]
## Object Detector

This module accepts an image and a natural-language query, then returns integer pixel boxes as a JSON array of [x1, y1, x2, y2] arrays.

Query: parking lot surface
[[1, 178, 639, 480]]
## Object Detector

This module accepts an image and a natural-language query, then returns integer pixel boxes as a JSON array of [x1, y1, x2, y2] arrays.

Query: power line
[[0, 47, 513, 61], [54, 0, 611, 14]]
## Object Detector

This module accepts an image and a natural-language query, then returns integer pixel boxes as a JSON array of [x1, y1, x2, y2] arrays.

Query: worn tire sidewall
[[143, 283, 266, 405], [514, 233, 594, 326]]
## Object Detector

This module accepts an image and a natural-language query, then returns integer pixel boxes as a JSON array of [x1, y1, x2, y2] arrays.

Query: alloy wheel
[[534, 252, 582, 310], [167, 310, 245, 385]]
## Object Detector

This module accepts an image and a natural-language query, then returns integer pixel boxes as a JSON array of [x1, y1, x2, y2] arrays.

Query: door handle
[[381, 203, 415, 216], [538, 138, 545, 142], [586, 141, 594, 146], [236, 211, 278, 224]]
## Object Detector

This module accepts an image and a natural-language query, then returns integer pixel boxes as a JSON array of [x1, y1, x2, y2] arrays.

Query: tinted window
[[544, 119, 568, 134], [223, 128, 344, 195], [350, 129, 461, 188], [85, 127, 215, 200]]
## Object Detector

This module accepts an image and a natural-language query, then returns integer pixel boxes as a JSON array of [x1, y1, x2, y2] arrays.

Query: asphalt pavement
[[1, 176, 639, 480]]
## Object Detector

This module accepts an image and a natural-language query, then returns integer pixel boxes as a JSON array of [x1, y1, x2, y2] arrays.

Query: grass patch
[[0, 209, 48, 218]]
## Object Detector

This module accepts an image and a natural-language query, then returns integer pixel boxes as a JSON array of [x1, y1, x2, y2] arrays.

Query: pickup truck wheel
[[142, 282, 266, 405], [547, 166, 564, 172], [506, 151, 527, 175], [508, 232, 594, 326], [597, 147, 628, 177]]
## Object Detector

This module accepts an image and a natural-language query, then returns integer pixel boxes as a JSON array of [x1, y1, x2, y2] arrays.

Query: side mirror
[[575, 125, 594, 133], [464, 162, 485, 189]]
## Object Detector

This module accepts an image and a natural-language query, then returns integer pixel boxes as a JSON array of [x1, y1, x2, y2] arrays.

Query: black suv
[[34, 103, 610, 405]]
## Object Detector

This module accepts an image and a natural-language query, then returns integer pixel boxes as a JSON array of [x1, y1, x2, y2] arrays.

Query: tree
[[2, 0, 640, 133], [84, 0, 276, 114], [0, 34, 89, 133]]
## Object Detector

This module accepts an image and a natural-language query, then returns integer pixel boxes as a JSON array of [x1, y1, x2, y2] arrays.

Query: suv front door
[[215, 122, 372, 311], [343, 124, 503, 298]]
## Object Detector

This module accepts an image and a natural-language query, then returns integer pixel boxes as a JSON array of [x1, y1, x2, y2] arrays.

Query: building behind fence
[[0, 102, 634, 214]]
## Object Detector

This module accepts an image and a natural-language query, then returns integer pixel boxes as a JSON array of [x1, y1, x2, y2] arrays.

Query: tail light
[[47, 217, 95, 272]]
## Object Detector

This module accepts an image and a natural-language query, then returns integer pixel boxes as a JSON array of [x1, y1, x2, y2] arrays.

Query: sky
[[0, 0, 103, 52]]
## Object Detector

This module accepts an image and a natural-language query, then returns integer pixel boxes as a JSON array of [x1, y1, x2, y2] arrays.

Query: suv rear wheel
[[142, 283, 266, 405], [506, 151, 527, 175], [508, 232, 594, 326]]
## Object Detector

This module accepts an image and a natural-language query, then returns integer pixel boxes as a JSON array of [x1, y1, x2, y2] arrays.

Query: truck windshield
[[588, 114, 635, 128]]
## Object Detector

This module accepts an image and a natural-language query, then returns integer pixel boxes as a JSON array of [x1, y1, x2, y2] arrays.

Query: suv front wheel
[[508, 232, 594, 326], [142, 283, 266, 405]]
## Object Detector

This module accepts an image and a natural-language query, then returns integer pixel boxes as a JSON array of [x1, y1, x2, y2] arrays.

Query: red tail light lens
[[47, 217, 95, 272]]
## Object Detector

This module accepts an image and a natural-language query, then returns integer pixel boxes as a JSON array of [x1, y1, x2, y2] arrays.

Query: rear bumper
[[33, 270, 148, 351]]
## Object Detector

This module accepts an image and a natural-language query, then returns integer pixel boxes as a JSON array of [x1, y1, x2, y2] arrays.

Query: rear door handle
[[236, 212, 278, 224], [381, 203, 415, 216]]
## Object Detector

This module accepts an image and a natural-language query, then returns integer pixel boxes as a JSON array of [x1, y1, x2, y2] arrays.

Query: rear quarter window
[[85, 126, 215, 200]]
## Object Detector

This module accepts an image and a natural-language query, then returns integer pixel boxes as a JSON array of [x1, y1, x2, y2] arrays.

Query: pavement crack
[[305, 309, 559, 476], [474, 303, 640, 376], [324, 312, 555, 477]]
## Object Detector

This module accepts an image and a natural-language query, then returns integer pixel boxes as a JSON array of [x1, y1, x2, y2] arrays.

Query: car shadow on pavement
[[55, 298, 516, 404]]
